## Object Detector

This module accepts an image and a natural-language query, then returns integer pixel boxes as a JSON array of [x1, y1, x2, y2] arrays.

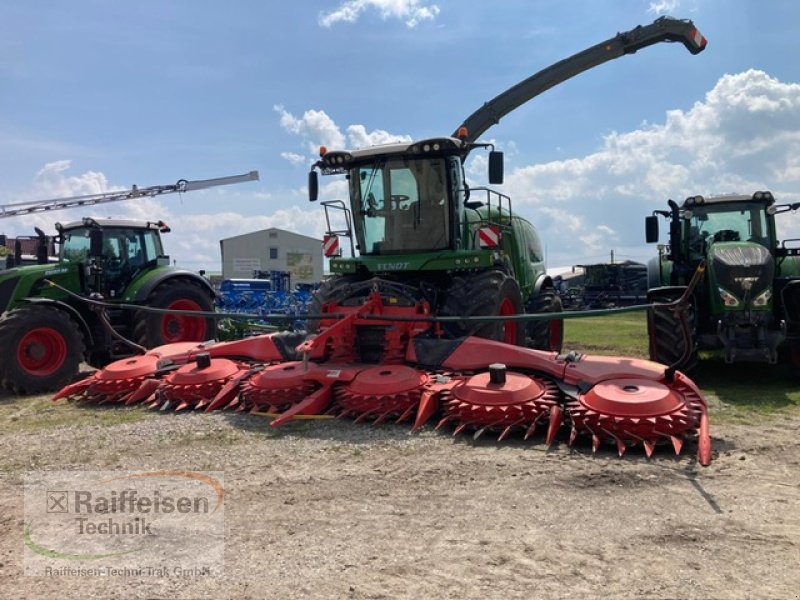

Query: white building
[[220, 228, 323, 284]]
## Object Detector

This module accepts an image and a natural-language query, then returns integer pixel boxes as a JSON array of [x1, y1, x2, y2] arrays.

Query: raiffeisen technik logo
[[24, 470, 225, 577]]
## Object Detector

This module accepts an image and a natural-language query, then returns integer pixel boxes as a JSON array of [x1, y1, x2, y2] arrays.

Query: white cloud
[[500, 69, 800, 266], [280, 151, 309, 166], [647, 0, 680, 15], [345, 124, 412, 148], [275, 105, 411, 160], [32, 160, 113, 198], [319, 0, 440, 28], [274, 105, 345, 154]]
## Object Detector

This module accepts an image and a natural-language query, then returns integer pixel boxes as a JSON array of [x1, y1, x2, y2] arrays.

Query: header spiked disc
[[53, 354, 163, 404], [336, 365, 428, 424], [238, 361, 320, 413], [159, 358, 244, 411], [567, 377, 705, 459], [440, 369, 561, 440]]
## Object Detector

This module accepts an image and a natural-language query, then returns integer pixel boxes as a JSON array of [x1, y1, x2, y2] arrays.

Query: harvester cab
[[645, 192, 800, 366], [311, 135, 503, 256], [306, 17, 706, 361]]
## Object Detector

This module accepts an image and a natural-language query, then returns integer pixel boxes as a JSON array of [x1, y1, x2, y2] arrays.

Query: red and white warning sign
[[323, 234, 340, 257], [478, 225, 501, 248]]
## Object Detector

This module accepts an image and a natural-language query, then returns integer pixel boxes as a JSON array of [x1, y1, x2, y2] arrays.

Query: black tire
[[440, 270, 525, 346], [526, 288, 564, 352], [134, 279, 216, 349], [647, 293, 698, 372], [0, 305, 84, 395], [307, 275, 362, 333]]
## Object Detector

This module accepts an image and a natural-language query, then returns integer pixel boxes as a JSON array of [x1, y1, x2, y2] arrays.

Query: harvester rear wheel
[[647, 292, 698, 372], [0, 305, 84, 394], [441, 270, 525, 345], [525, 288, 564, 352], [134, 279, 215, 349]]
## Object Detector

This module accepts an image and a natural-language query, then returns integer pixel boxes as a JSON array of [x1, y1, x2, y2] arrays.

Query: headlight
[[752, 288, 772, 307], [718, 287, 741, 307]]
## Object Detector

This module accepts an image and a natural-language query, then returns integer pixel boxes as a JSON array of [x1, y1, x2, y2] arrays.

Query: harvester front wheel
[[441, 270, 525, 345], [647, 292, 698, 372], [134, 279, 216, 349], [0, 306, 84, 394], [525, 288, 564, 352]]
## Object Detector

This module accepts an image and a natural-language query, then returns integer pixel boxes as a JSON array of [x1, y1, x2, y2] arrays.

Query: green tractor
[[0, 217, 217, 394], [0, 171, 258, 394], [305, 17, 706, 358], [645, 192, 800, 368]]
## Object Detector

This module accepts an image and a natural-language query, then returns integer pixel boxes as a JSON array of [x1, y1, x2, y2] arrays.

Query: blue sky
[[2, 0, 800, 270]]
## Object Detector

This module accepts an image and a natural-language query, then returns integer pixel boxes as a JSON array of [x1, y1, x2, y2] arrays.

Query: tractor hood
[[708, 242, 773, 308]]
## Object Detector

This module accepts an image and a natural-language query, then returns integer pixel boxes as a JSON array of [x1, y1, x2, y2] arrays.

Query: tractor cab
[[681, 195, 775, 259], [58, 218, 170, 298]]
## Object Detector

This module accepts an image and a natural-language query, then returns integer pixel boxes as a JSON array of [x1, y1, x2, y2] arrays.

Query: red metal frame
[[54, 293, 713, 465]]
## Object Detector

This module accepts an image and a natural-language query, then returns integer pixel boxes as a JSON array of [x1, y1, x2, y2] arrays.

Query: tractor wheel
[[0, 305, 84, 394], [525, 288, 564, 352], [441, 270, 525, 345], [134, 279, 215, 349], [647, 293, 698, 372], [307, 275, 362, 333]]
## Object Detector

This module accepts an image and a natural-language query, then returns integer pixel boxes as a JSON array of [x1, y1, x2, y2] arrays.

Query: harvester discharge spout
[[455, 16, 706, 143]]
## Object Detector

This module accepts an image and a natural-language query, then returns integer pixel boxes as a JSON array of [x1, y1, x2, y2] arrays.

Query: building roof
[[221, 227, 320, 244]]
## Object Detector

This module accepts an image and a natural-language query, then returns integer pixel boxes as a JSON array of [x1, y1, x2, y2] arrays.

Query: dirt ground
[[0, 390, 798, 600]]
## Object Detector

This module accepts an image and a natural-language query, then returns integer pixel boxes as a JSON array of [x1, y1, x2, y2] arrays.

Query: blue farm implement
[[216, 276, 316, 331]]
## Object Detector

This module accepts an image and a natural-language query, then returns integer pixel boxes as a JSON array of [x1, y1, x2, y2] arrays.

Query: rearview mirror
[[488, 151, 504, 185], [645, 215, 659, 243], [309, 171, 319, 202], [89, 229, 104, 257]]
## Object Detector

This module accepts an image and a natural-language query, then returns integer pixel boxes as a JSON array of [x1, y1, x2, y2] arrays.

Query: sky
[[2, 0, 800, 271]]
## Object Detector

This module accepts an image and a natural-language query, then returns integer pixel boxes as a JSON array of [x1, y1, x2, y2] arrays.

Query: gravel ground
[[0, 392, 799, 599]]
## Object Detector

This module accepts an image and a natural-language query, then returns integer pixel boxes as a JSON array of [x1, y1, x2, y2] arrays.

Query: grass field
[[563, 311, 800, 422]]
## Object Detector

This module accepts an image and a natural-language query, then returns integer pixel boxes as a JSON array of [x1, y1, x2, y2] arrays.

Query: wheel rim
[[17, 327, 68, 376], [161, 299, 206, 343], [499, 298, 518, 345]]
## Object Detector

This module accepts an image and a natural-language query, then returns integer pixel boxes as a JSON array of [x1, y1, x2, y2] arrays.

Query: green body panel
[[331, 250, 497, 276], [705, 241, 773, 314], [0, 262, 185, 311], [776, 255, 800, 277], [120, 265, 180, 302], [653, 244, 778, 315], [0, 263, 81, 311], [336, 202, 548, 299]]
